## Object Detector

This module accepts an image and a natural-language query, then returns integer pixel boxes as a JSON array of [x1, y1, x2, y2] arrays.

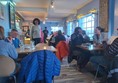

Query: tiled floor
[[54, 59, 100, 83]]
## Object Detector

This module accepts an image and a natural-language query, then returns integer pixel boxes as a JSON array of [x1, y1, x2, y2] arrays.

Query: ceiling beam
[[15, 11, 25, 21], [16, 7, 47, 13]]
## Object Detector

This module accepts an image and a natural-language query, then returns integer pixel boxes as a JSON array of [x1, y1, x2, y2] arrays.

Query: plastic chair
[[0, 55, 16, 83]]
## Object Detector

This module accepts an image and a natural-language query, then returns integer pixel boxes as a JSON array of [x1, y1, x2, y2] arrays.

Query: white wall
[[0, 3, 10, 37]]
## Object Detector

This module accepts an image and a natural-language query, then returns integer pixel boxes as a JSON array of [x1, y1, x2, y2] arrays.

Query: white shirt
[[31, 25, 41, 38]]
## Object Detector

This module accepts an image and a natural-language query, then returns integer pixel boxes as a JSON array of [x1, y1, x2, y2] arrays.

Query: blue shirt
[[5, 37, 20, 48], [12, 38, 20, 48], [0, 40, 18, 59]]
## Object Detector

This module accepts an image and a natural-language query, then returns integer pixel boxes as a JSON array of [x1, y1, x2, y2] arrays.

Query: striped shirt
[[105, 38, 118, 56]]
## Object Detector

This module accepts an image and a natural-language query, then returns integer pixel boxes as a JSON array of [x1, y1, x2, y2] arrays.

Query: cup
[[30, 41, 35, 50], [20, 45, 24, 52]]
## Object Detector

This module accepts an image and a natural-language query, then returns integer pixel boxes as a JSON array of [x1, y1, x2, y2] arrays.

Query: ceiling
[[13, 0, 93, 22]]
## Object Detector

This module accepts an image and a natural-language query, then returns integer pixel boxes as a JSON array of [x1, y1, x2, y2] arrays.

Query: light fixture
[[51, 0, 54, 8], [43, 21, 46, 24]]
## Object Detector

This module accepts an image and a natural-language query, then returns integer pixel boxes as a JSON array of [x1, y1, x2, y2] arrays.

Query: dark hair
[[11, 29, 18, 32], [58, 30, 62, 35], [33, 18, 40, 25], [74, 27, 82, 33], [0, 26, 4, 40], [96, 26, 104, 32]]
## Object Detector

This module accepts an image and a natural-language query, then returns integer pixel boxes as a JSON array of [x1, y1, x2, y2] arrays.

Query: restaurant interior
[[0, 0, 118, 83]]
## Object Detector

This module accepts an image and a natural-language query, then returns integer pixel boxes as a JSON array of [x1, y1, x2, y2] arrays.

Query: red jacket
[[56, 41, 69, 61]]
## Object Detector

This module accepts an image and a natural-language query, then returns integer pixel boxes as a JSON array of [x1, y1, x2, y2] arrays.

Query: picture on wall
[[0, 3, 4, 19]]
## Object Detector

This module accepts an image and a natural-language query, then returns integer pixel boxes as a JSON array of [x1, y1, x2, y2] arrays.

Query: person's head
[[0, 26, 4, 40], [45, 27, 47, 30], [33, 18, 40, 25], [58, 30, 62, 35], [74, 27, 82, 34], [10, 29, 18, 38], [94, 26, 104, 35]]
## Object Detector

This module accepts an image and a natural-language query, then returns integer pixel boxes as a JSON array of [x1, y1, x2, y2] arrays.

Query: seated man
[[68, 27, 84, 63], [0, 26, 18, 59], [6, 29, 20, 48], [70, 27, 84, 49]]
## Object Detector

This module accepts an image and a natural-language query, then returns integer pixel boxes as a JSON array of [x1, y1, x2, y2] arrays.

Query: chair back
[[56, 41, 69, 61], [18, 50, 60, 83], [0, 55, 15, 77], [35, 43, 48, 50]]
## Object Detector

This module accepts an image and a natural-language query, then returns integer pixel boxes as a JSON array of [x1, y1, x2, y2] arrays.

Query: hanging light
[[51, 0, 54, 8]]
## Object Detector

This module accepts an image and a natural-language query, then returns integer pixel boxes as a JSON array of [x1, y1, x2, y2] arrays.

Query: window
[[51, 26, 63, 32], [67, 22, 73, 36], [78, 14, 95, 40]]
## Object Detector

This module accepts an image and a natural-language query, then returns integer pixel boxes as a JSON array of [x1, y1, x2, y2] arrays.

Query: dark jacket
[[55, 34, 66, 46], [18, 50, 61, 83], [71, 33, 84, 48]]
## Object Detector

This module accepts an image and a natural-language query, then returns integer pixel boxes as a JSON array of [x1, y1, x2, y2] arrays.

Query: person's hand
[[96, 44, 103, 48]]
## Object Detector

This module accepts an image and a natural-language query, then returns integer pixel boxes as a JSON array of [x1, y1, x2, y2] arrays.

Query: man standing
[[43, 27, 49, 43]]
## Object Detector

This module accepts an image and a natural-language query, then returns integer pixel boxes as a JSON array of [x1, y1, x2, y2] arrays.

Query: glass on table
[[30, 41, 35, 50], [20, 40, 25, 52], [20, 45, 25, 52]]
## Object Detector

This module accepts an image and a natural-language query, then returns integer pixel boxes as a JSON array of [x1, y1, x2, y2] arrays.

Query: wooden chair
[[0, 55, 16, 83]]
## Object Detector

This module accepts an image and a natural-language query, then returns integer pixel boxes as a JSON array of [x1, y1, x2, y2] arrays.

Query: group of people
[[0, 16, 118, 82], [0, 18, 50, 61], [68, 26, 118, 82]]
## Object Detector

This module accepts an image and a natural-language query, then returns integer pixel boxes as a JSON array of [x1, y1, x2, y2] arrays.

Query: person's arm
[[8, 43, 18, 59], [18, 38, 20, 48], [30, 26, 34, 40]]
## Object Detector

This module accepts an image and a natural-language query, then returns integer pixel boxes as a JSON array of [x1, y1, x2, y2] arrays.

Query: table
[[17, 43, 57, 54], [76, 44, 104, 51], [17, 43, 57, 62]]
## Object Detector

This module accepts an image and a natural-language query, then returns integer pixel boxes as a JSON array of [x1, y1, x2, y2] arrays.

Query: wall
[[0, 3, 10, 37], [114, 0, 118, 35], [99, 0, 109, 32], [77, 0, 99, 15], [41, 22, 59, 34]]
